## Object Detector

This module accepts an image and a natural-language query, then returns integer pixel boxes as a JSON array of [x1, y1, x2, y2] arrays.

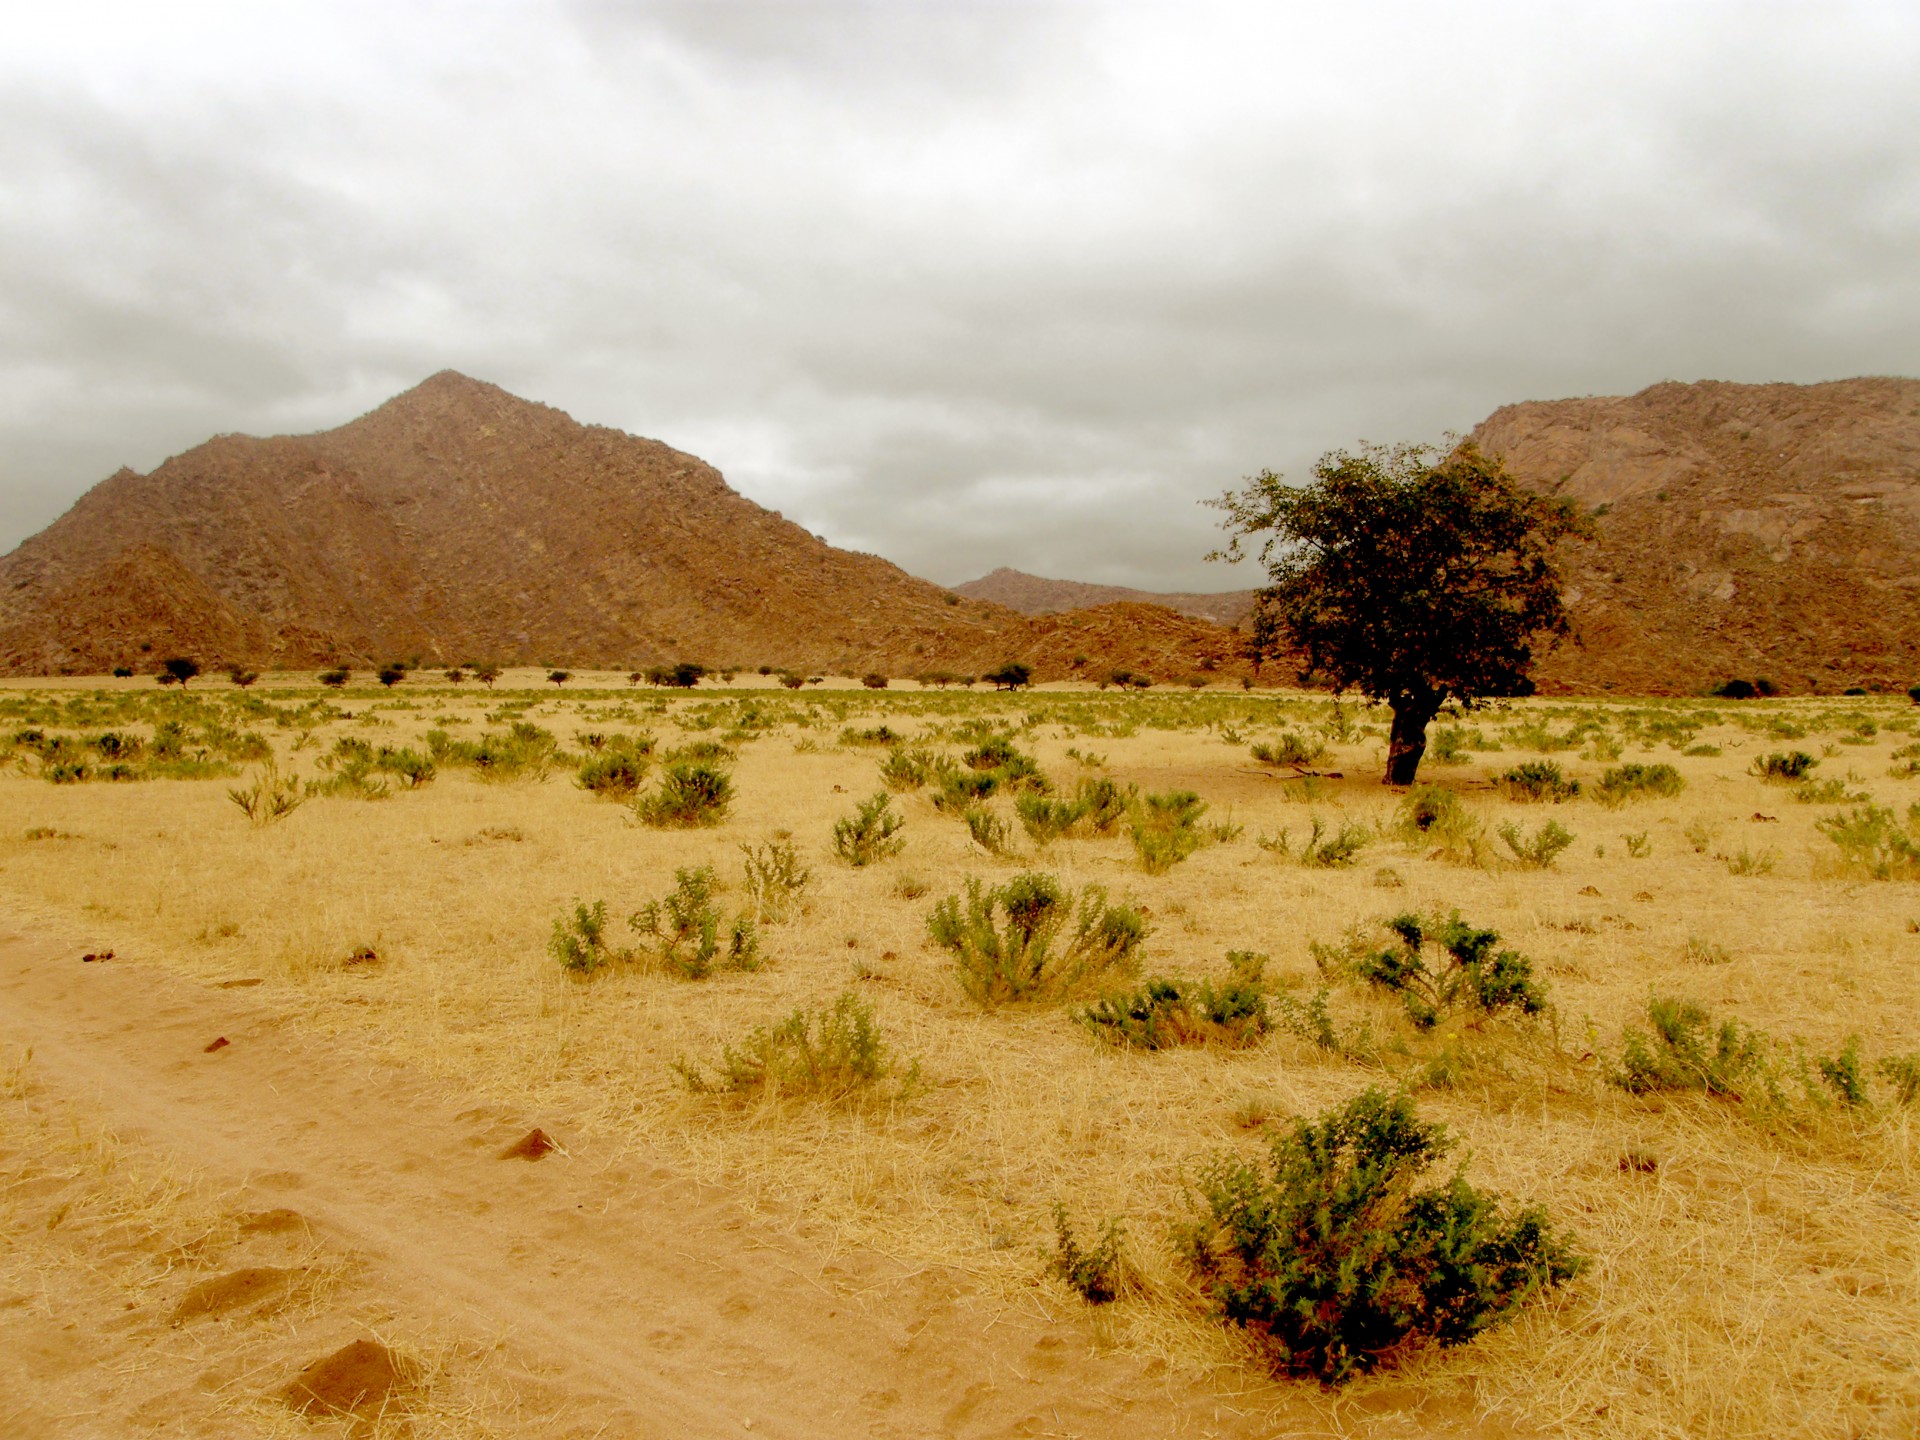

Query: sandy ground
[[1, 909, 1442, 1440]]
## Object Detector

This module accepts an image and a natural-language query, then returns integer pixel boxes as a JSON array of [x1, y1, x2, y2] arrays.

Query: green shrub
[[1497, 819, 1575, 869], [630, 867, 759, 978], [1047, 1206, 1127, 1304], [985, 661, 1033, 690], [1878, 1054, 1920, 1106], [1343, 913, 1547, 1029], [1080, 953, 1269, 1050], [576, 735, 653, 799], [1070, 776, 1133, 835], [1817, 802, 1920, 880], [931, 766, 998, 813], [963, 805, 1013, 855], [1179, 1088, 1585, 1382], [1614, 994, 1764, 1096], [1792, 777, 1866, 804], [1751, 750, 1817, 782], [1498, 761, 1579, 803], [1393, 785, 1486, 865], [1129, 789, 1209, 873], [1264, 814, 1370, 867], [677, 992, 911, 1104], [1251, 732, 1327, 769], [740, 838, 811, 923], [428, 721, 558, 780], [1594, 763, 1684, 806], [927, 872, 1148, 1006], [227, 763, 305, 825], [550, 900, 619, 975], [878, 746, 939, 790], [1815, 1038, 1870, 1108], [1015, 791, 1080, 846], [833, 792, 906, 866], [637, 761, 733, 827]]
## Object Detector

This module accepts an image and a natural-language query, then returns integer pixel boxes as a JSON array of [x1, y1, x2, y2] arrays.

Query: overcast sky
[[4, 1, 1917, 590]]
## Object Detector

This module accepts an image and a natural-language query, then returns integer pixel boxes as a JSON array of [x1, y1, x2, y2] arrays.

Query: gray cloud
[[3, 1, 1917, 590]]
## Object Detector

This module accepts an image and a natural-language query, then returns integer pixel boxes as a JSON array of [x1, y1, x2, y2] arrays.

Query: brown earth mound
[[956, 567, 1258, 627], [0, 373, 1238, 682]]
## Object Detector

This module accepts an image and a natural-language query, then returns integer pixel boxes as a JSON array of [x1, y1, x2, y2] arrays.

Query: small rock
[[204, 1036, 231, 1053], [81, 949, 115, 963], [1578, 885, 1602, 897], [499, 1127, 559, 1161]]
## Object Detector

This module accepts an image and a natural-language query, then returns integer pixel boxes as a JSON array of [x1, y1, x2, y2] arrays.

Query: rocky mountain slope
[[0, 374, 1239, 680], [1478, 377, 1920, 694], [955, 568, 1257, 627]]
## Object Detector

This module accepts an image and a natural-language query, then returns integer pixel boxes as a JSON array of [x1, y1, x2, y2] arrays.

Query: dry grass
[[3, 676, 1918, 1436]]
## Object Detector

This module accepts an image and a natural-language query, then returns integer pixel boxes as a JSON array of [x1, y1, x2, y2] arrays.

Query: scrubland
[[2, 670, 1916, 1437]]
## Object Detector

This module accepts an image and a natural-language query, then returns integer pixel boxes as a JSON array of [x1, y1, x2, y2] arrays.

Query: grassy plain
[[2, 671, 1917, 1437]]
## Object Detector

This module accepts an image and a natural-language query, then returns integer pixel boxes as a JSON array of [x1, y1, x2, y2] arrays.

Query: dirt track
[[0, 912, 1317, 1438]]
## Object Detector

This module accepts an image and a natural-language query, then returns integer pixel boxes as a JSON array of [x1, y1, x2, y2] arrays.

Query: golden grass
[[3, 678, 1918, 1436]]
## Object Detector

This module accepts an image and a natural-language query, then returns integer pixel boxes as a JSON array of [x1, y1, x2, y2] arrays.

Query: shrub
[[547, 669, 571, 687], [985, 661, 1033, 690], [112, 666, 134, 678], [630, 867, 759, 978], [1817, 803, 1920, 879], [927, 872, 1148, 1006], [861, 672, 889, 689], [963, 805, 1013, 855], [161, 657, 200, 687], [1014, 791, 1079, 846], [740, 838, 811, 923], [1251, 731, 1329, 769], [1047, 1206, 1127, 1303], [1713, 679, 1758, 699], [1594, 762, 1684, 806], [1910, 684, 1920, 706], [1751, 750, 1817, 782], [677, 992, 910, 1104], [428, 721, 558, 781], [1129, 789, 1209, 873], [1496, 819, 1575, 869], [637, 761, 733, 827], [550, 899, 619, 975], [1072, 776, 1134, 835], [833, 792, 907, 866], [1179, 1088, 1585, 1382], [377, 665, 407, 687], [227, 763, 304, 825], [1879, 1054, 1920, 1105], [1265, 814, 1371, 867], [318, 668, 350, 688], [444, 667, 466, 684], [1393, 785, 1486, 864], [576, 739, 652, 799], [1614, 994, 1764, 1096], [472, 664, 502, 687], [878, 747, 939, 790], [1344, 913, 1547, 1029], [1498, 761, 1579, 803], [228, 668, 260, 688], [1080, 953, 1269, 1050]]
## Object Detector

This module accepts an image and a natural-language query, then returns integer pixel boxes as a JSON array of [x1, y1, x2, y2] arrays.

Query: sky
[[3, 1, 1917, 591]]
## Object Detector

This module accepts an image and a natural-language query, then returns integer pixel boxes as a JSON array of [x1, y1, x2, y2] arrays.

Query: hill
[[0, 374, 1240, 681], [954, 568, 1257, 627], [1476, 376, 1920, 694]]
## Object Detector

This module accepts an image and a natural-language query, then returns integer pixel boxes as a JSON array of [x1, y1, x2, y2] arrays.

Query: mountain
[[1476, 377, 1920, 694], [954, 568, 1258, 628], [0, 373, 1241, 680]]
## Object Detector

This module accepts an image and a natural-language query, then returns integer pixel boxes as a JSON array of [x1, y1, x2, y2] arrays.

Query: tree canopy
[[1211, 441, 1585, 784]]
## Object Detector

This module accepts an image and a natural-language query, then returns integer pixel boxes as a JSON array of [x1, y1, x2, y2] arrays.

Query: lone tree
[[1211, 441, 1584, 785], [161, 656, 200, 688]]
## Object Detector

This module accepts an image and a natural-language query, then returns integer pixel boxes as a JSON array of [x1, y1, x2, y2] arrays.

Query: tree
[[318, 668, 350, 689], [1211, 441, 1584, 785], [547, 669, 571, 687], [1241, 597, 1284, 686], [984, 661, 1033, 691], [444, 667, 466, 685], [472, 664, 502, 689], [161, 656, 200, 687], [228, 667, 260, 688], [377, 664, 407, 688]]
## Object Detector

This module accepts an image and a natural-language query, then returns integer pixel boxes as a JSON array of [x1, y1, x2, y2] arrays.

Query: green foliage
[[549, 899, 618, 975], [636, 760, 734, 827], [1210, 441, 1585, 785], [962, 804, 1013, 855], [227, 763, 305, 825], [985, 661, 1033, 690], [1179, 1088, 1585, 1382], [1263, 814, 1371, 867], [1392, 785, 1487, 864], [307, 737, 436, 798], [427, 721, 558, 780], [1496, 818, 1575, 869], [1594, 762, 1684, 806], [1342, 913, 1547, 1029], [1816, 803, 1920, 880], [927, 872, 1148, 1006], [575, 737, 653, 799], [878, 746, 939, 790], [1878, 1054, 1920, 1106], [1815, 1038, 1870, 1108], [630, 867, 760, 979], [1751, 750, 1818, 782], [833, 791, 907, 866], [678, 992, 910, 1104], [1251, 731, 1327, 769], [1498, 760, 1579, 802], [1080, 952, 1270, 1050], [740, 837, 811, 923], [1047, 1206, 1127, 1303], [1614, 995, 1764, 1097], [1129, 788, 1209, 873]]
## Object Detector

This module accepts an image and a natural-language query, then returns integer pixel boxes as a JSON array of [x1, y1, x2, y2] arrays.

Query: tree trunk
[[1385, 700, 1436, 786]]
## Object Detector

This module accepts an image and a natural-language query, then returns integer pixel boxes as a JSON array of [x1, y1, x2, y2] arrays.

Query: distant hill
[[1474, 376, 1920, 694], [0, 373, 1244, 680], [954, 568, 1258, 628]]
